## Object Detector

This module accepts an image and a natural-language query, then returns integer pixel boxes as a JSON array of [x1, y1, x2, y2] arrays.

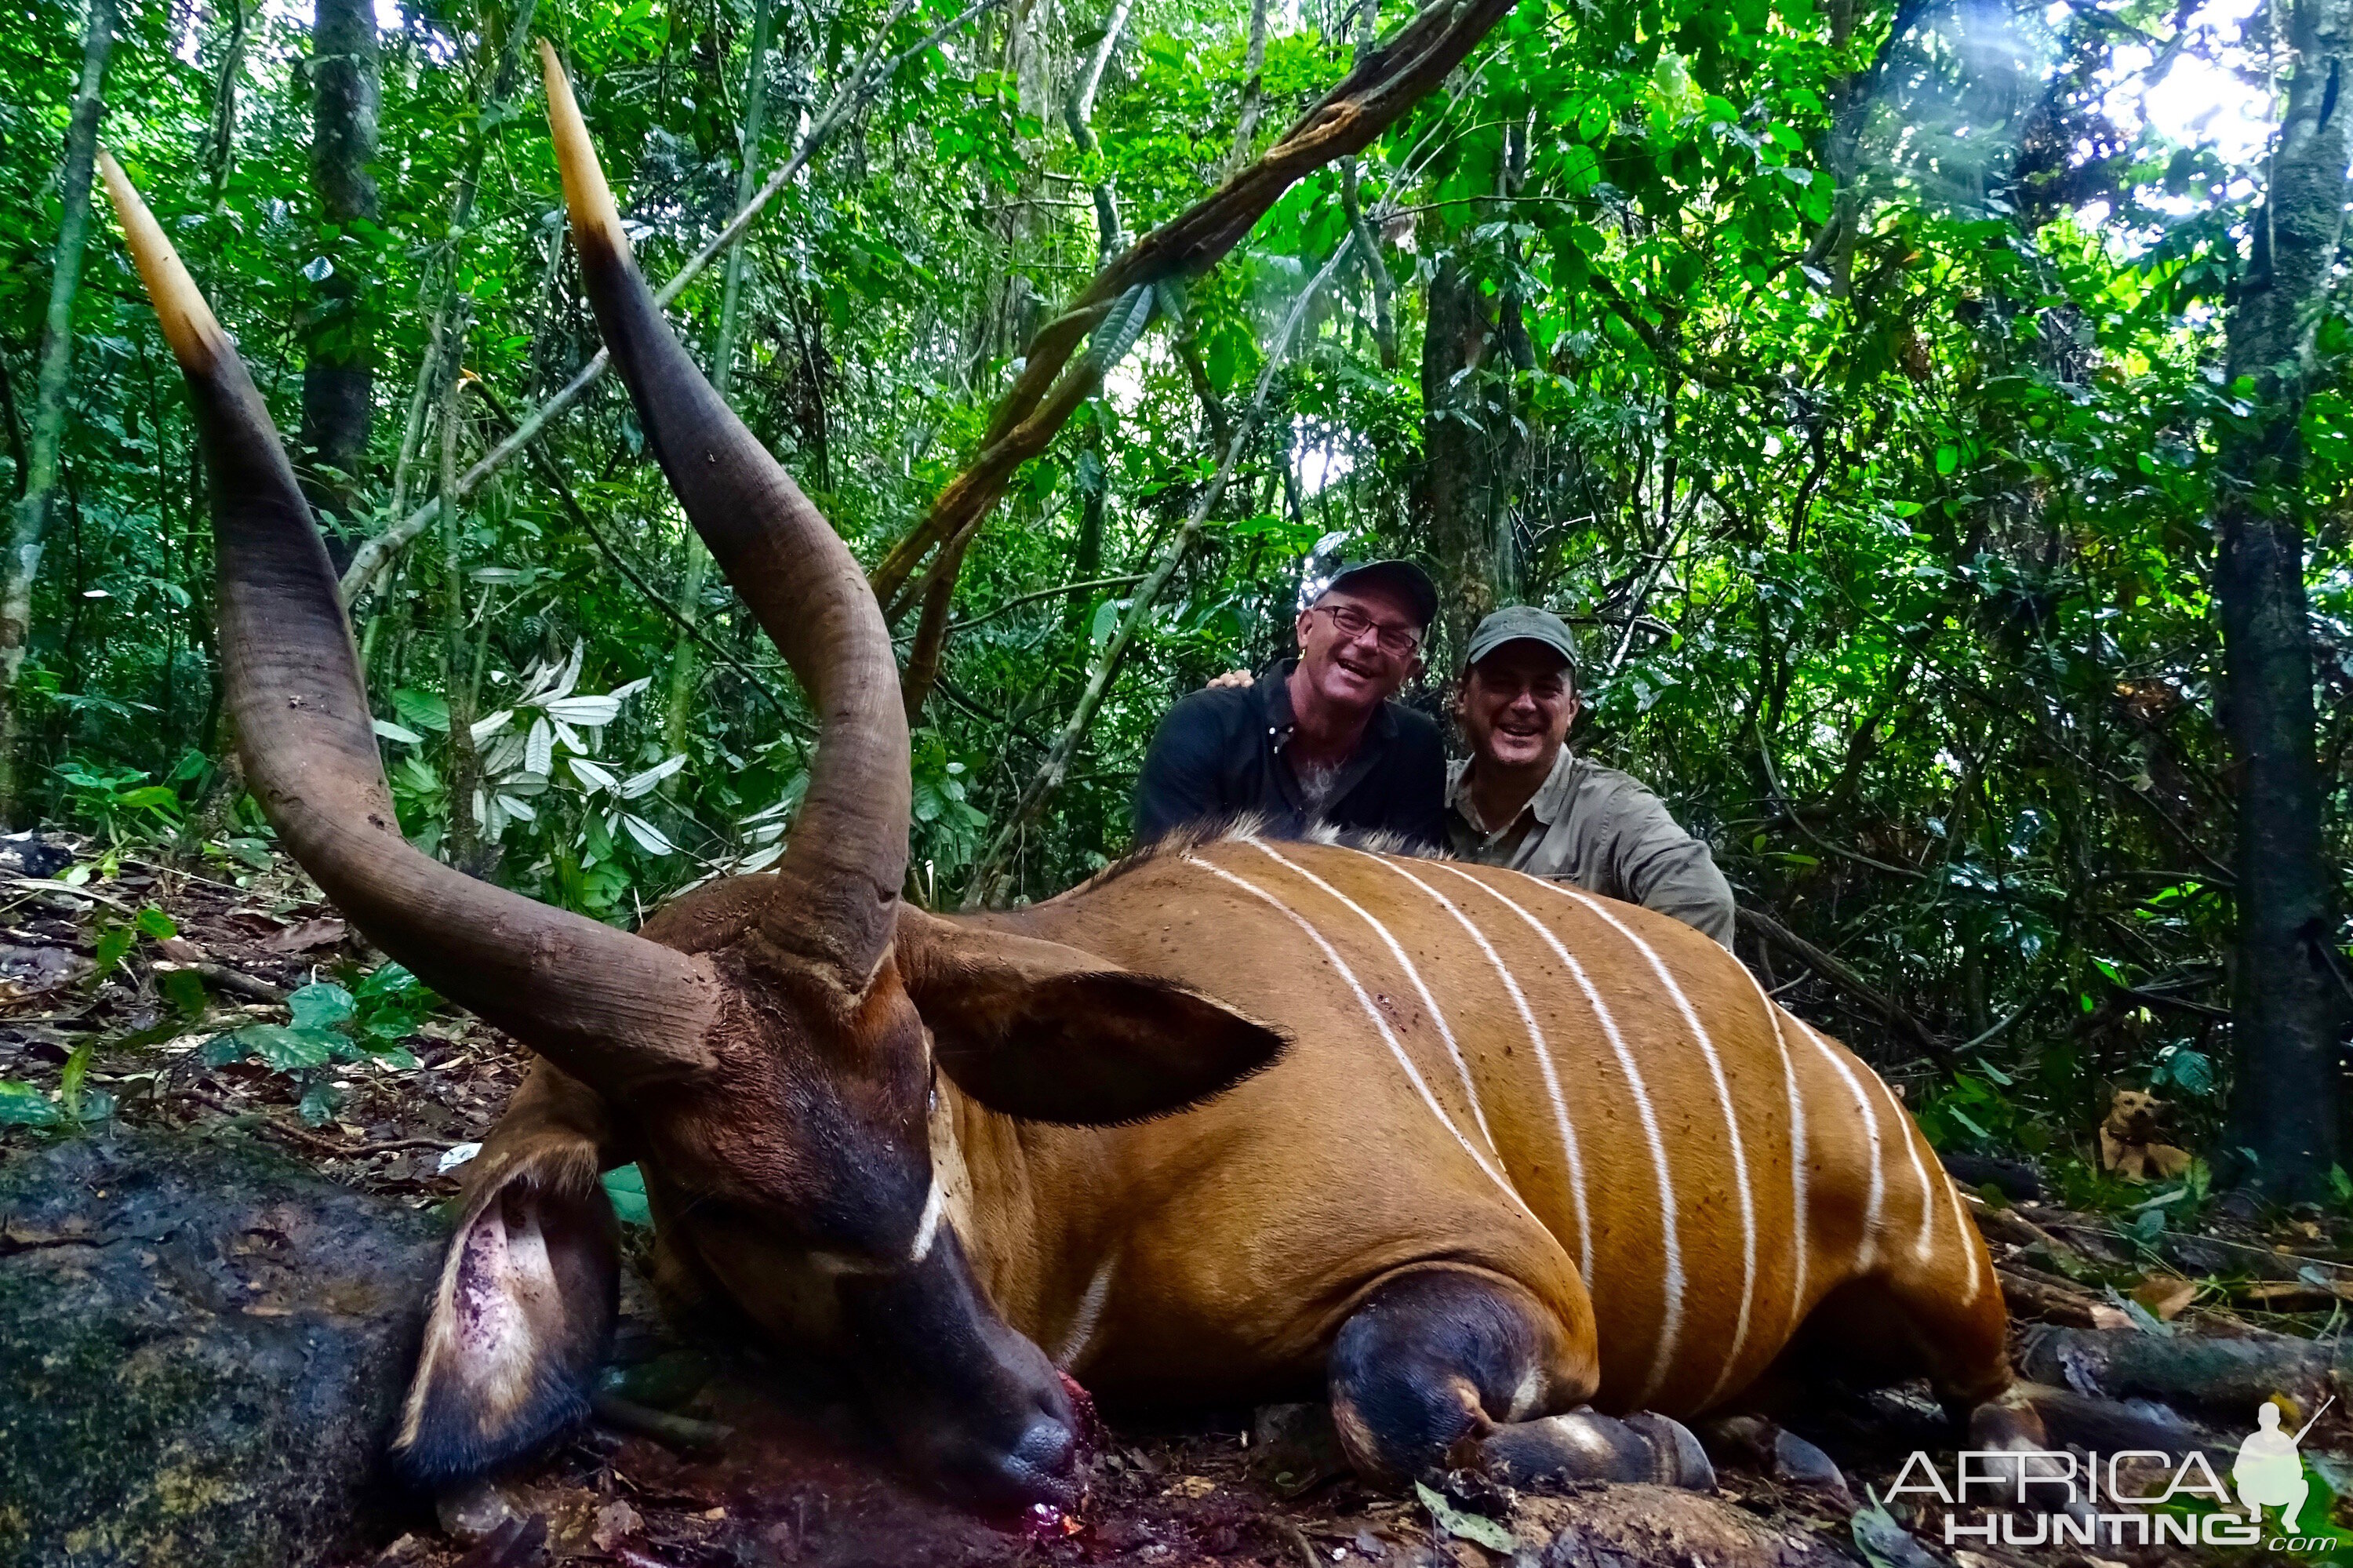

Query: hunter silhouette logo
[[2235, 1397, 2330, 1534], [1889, 1392, 2340, 1548]]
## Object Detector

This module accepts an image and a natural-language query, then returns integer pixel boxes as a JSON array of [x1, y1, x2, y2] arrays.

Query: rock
[[437, 1477, 529, 1544], [1514, 1485, 1854, 1568], [0, 1127, 449, 1566]]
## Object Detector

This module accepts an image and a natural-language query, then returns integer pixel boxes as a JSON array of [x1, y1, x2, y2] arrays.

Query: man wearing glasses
[[1133, 561, 1446, 849]]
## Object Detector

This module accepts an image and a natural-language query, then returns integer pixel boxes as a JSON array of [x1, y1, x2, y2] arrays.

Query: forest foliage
[[1, 0, 2348, 1192]]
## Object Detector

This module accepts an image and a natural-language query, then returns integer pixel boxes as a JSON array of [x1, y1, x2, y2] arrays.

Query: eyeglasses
[[1312, 603, 1423, 658]]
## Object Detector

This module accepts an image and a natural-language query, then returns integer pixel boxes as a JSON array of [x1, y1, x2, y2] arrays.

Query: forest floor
[[2, 834, 2349, 1567]]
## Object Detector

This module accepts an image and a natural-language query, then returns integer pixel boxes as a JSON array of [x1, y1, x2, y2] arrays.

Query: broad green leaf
[[288, 983, 356, 1033], [91, 926, 136, 979], [390, 689, 451, 733], [235, 1024, 336, 1071], [0, 1081, 58, 1126], [603, 1163, 654, 1227]]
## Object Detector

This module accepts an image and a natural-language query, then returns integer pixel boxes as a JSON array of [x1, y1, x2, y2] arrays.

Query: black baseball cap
[[1315, 559, 1439, 630]]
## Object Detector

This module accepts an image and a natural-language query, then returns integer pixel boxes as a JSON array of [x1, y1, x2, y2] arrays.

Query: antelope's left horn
[[100, 150, 719, 1092]]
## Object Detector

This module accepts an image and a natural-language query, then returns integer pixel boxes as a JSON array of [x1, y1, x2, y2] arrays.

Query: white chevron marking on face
[[1184, 853, 1543, 1228], [1731, 959, 1811, 1344], [1515, 879, 1758, 1408], [1796, 1020, 1886, 1273], [1244, 837, 1497, 1152], [1421, 861, 1685, 1406], [908, 1175, 947, 1264], [1364, 852, 1594, 1282]]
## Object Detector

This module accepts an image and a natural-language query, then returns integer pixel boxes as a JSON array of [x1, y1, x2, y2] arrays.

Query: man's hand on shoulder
[[1205, 670, 1251, 690]]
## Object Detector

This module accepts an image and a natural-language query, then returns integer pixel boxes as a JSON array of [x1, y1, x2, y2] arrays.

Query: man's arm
[[1133, 695, 1236, 844], [1392, 715, 1448, 853], [1593, 777, 1739, 948]]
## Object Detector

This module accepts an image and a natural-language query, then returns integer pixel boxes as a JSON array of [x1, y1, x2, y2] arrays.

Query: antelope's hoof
[[1699, 1415, 1851, 1500], [1482, 1409, 1716, 1491]]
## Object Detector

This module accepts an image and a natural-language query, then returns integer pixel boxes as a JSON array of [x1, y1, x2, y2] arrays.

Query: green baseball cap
[[1464, 605, 1580, 675]]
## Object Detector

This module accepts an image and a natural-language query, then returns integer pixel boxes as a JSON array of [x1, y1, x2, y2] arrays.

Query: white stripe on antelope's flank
[[1521, 879, 1759, 1406], [1421, 860, 1686, 1404], [1364, 853, 1593, 1280], [1054, 1253, 1118, 1370], [1795, 1020, 1886, 1272], [1184, 853, 1542, 1228], [1944, 1164, 1984, 1302], [1872, 1075, 1937, 1263], [1731, 959, 1810, 1344], [1243, 838, 1497, 1154]]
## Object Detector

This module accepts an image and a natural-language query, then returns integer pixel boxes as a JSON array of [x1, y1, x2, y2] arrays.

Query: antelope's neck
[[927, 1074, 1098, 1350]]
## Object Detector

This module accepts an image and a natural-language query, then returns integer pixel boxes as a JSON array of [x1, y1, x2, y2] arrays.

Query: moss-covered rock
[[0, 1128, 448, 1566]]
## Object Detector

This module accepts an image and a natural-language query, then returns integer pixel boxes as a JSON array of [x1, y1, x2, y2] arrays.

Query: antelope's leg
[[393, 1060, 621, 1486], [1326, 1268, 1713, 1491]]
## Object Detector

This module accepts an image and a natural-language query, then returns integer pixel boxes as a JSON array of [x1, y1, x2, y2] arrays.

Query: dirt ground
[[2, 834, 2346, 1568]]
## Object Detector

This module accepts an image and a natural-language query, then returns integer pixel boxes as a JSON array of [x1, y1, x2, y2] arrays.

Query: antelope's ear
[[895, 908, 1288, 1125], [392, 1069, 618, 1487]]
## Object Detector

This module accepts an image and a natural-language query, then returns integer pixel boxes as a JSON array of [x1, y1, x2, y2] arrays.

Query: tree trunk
[[296, 0, 381, 566], [382, 0, 540, 533], [0, 0, 115, 825], [435, 324, 481, 871], [664, 0, 779, 760], [2217, 0, 2352, 1197], [1419, 254, 1508, 664]]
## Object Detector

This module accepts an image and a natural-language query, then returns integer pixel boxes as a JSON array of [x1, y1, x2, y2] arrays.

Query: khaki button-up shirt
[[1446, 748, 1738, 948]]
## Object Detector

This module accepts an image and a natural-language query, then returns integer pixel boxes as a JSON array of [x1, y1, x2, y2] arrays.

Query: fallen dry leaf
[[264, 917, 347, 953], [591, 1501, 642, 1552], [2131, 1273, 2198, 1321], [1163, 1475, 1217, 1500]]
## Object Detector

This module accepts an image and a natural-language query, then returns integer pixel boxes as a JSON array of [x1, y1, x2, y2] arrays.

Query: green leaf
[[288, 982, 356, 1034], [233, 1024, 336, 1071], [91, 926, 136, 979], [134, 906, 176, 940], [1934, 444, 1959, 475], [59, 1041, 93, 1119], [603, 1163, 654, 1228], [297, 1080, 343, 1126], [1850, 1489, 1926, 1568], [390, 688, 452, 733], [1414, 1483, 1515, 1552], [198, 1032, 245, 1067], [0, 1080, 59, 1126], [160, 967, 209, 1019]]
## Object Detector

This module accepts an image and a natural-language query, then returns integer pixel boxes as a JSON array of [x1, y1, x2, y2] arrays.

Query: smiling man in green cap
[[1449, 606, 1737, 948]]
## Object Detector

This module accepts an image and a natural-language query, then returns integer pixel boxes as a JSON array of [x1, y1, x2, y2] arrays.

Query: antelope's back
[[1009, 833, 1991, 1416]]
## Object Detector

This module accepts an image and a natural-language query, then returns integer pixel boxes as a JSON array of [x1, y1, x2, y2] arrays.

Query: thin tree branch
[[337, 0, 995, 605], [964, 238, 1353, 905], [466, 380, 811, 740], [866, 0, 1521, 615]]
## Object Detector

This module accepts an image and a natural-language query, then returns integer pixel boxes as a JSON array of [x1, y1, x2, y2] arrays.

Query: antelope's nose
[[993, 1414, 1081, 1500]]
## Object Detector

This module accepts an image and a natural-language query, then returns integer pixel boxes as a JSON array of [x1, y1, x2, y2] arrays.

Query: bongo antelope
[[100, 48, 2026, 1512]]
